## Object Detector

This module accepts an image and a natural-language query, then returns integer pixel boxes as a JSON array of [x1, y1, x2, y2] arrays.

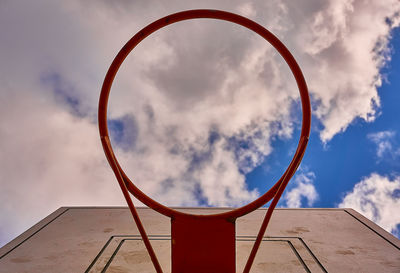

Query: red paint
[[172, 216, 236, 272]]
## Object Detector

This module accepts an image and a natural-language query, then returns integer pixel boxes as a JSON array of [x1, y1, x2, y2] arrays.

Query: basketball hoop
[[99, 9, 311, 273]]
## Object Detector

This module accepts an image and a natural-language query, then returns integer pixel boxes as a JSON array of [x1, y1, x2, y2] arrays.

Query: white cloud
[[284, 172, 318, 208], [1, 0, 400, 247], [300, 0, 400, 142], [0, 90, 125, 246], [338, 173, 400, 235], [368, 130, 400, 159], [236, 2, 257, 18]]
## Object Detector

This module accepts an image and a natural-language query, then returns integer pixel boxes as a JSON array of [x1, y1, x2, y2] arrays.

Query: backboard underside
[[1, 207, 399, 272]]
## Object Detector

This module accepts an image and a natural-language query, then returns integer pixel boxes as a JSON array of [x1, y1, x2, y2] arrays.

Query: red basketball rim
[[98, 9, 311, 219]]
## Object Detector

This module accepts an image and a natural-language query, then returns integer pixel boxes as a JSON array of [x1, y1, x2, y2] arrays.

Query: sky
[[1, 0, 400, 247]]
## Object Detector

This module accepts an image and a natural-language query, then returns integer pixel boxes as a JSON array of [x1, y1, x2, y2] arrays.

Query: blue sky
[[247, 26, 400, 235], [248, 23, 400, 205], [1, 1, 400, 247]]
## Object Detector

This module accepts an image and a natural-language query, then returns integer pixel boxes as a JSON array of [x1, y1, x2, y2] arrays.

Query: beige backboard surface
[[0, 207, 399, 272]]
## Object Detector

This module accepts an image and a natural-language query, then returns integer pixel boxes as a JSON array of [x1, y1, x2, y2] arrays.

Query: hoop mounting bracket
[[172, 215, 236, 272]]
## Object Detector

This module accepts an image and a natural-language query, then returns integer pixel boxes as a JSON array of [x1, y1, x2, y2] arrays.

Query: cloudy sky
[[1, 0, 400, 247]]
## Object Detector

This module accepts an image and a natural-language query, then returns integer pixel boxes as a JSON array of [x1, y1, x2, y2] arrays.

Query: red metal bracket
[[172, 216, 236, 272]]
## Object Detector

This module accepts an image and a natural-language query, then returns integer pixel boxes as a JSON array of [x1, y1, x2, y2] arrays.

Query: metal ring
[[99, 9, 311, 219]]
